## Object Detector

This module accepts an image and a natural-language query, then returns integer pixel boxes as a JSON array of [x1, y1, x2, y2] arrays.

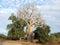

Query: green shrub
[[50, 32, 60, 43], [34, 25, 50, 43]]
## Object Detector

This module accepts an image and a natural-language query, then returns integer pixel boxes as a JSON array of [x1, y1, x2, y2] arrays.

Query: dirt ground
[[0, 40, 60, 45], [1, 40, 41, 45]]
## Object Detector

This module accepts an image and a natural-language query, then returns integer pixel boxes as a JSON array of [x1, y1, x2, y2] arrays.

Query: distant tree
[[50, 32, 60, 42], [7, 13, 26, 40], [0, 34, 6, 37], [51, 32, 60, 38], [34, 24, 50, 43], [0, 34, 7, 40]]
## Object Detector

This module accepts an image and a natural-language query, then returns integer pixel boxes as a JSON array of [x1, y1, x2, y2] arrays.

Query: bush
[[0, 34, 6, 37], [8, 29, 25, 40], [0, 34, 7, 40], [50, 32, 60, 43], [34, 25, 50, 43]]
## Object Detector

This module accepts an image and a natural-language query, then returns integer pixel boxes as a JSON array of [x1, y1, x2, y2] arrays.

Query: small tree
[[34, 24, 50, 43], [7, 13, 26, 40]]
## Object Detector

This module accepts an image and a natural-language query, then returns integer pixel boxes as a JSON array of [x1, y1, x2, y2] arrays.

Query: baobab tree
[[17, 5, 44, 41]]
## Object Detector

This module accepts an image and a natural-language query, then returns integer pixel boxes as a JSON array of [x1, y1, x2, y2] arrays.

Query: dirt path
[[1, 40, 40, 45]]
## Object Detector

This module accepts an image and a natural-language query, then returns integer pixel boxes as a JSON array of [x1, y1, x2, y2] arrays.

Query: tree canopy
[[34, 24, 50, 43], [7, 13, 26, 40]]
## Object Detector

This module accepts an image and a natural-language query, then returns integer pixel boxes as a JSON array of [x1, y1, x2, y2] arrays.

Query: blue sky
[[0, 0, 60, 35]]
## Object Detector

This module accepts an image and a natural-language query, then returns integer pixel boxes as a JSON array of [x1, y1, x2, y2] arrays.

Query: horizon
[[0, 0, 60, 35]]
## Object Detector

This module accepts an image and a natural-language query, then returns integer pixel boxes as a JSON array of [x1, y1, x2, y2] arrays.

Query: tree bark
[[26, 25, 33, 41]]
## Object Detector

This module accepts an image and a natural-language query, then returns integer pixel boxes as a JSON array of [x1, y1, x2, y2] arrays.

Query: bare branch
[[17, 5, 44, 27]]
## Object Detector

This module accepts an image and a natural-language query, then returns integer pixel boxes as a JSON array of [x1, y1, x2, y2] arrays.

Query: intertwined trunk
[[26, 25, 33, 41]]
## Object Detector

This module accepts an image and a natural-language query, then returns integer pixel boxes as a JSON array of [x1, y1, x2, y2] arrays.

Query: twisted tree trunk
[[26, 25, 33, 41]]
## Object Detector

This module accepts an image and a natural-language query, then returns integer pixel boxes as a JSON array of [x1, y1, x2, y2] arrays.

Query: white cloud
[[52, 0, 60, 4], [0, 8, 17, 13], [36, 0, 60, 33]]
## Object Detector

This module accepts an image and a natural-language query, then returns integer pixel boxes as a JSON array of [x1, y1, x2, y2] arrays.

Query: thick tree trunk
[[26, 25, 33, 41]]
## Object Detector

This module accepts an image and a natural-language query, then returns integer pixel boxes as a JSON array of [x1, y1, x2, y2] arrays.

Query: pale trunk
[[26, 25, 33, 41]]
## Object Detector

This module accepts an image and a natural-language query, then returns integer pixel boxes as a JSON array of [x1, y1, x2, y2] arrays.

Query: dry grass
[[41, 42, 60, 45]]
